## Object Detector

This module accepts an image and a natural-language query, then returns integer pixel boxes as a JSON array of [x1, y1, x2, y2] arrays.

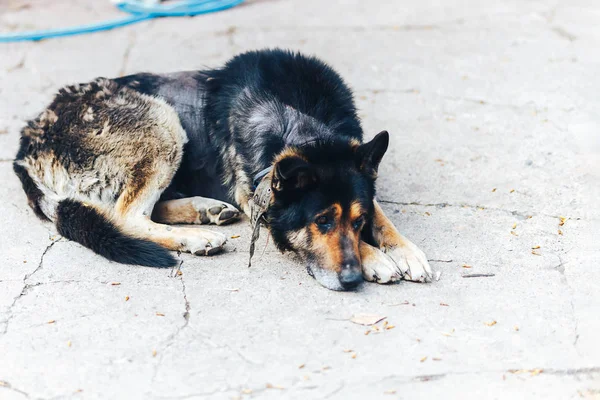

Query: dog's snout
[[339, 259, 362, 290]]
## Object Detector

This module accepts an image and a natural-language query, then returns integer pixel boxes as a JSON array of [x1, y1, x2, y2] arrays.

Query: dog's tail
[[54, 199, 177, 267], [14, 162, 176, 268]]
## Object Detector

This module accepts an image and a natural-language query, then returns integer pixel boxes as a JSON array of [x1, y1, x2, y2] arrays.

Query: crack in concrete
[[377, 366, 600, 385], [377, 199, 579, 221], [118, 30, 137, 77], [0, 380, 30, 399], [1, 238, 60, 335], [148, 256, 192, 388], [552, 26, 577, 42], [551, 251, 580, 351]]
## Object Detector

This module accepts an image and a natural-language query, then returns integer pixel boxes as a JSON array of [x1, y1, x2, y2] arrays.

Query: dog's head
[[265, 131, 389, 290]]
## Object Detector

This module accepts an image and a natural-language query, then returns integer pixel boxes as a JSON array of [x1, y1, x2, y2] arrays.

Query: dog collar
[[248, 166, 273, 267], [252, 166, 273, 190]]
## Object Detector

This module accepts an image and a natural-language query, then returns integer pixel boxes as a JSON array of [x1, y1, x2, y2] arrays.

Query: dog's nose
[[339, 260, 363, 290]]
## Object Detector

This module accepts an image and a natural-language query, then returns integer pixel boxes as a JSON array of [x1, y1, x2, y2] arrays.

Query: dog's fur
[[14, 49, 431, 290]]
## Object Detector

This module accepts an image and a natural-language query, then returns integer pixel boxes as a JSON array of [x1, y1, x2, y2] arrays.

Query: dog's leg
[[123, 218, 227, 256], [152, 197, 240, 226], [360, 241, 403, 283], [114, 161, 227, 256], [362, 201, 432, 283]]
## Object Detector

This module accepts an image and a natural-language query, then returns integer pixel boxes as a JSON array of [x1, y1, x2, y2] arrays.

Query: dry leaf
[[266, 383, 285, 390], [558, 216, 566, 226], [491, 188, 497, 192], [531, 250, 541, 256], [47, 320, 56, 324], [156, 312, 165, 317], [225, 288, 240, 292], [531, 245, 541, 250], [351, 353, 357, 359], [512, 223, 517, 229], [510, 189, 515, 193], [420, 356, 427, 362], [125, 296, 130, 301], [424, 212, 431, 216], [462, 264, 472, 269], [176, 270, 183, 276], [432, 357, 442, 361], [343, 349, 353, 353], [530, 369, 543, 376], [514, 326, 520, 331], [152, 350, 157, 357], [67, 340, 72, 347], [485, 320, 497, 326], [350, 314, 386, 326], [364, 330, 371, 335], [510, 231, 518, 236], [440, 303, 449, 307], [385, 324, 395, 330], [441, 329, 455, 337], [558, 229, 563, 235], [111, 282, 121, 286], [298, 364, 305, 369], [231, 235, 241, 239], [0, 381, 8, 387]]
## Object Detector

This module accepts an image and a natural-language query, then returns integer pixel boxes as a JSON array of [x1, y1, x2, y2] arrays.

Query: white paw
[[191, 197, 240, 226], [384, 238, 433, 283], [360, 242, 403, 283], [186, 230, 227, 256]]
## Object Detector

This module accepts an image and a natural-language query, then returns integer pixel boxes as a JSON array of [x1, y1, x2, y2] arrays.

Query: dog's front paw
[[384, 237, 432, 283], [360, 241, 403, 283]]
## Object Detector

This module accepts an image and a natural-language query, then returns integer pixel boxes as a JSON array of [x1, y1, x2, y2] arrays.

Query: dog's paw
[[384, 237, 433, 283], [360, 241, 403, 283], [192, 198, 240, 225], [186, 230, 227, 256]]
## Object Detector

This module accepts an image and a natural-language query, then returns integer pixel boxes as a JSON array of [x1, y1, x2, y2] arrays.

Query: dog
[[13, 49, 432, 290]]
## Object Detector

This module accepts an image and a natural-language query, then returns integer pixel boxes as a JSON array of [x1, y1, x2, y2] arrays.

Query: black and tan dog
[[14, 49, 432, 290]]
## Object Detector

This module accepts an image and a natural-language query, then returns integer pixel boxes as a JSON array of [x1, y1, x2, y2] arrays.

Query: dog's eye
[[316, 215, 330, 227], [352, 216, 365, 230]]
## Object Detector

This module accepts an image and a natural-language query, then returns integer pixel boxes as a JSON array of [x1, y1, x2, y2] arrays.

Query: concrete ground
[[1, 0, 599, 399]]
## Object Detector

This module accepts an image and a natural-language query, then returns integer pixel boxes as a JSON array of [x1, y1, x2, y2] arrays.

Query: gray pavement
[[1, 1, 599, 399]]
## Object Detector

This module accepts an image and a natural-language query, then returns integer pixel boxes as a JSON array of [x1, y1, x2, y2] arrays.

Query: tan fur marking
[[307, 203, 362, 273], [359, 240, 382, 264], [349, 201, 365, 221], [152, 199, 199, 224], [309, 224, 343, 272], [372, 201, 408, 249], [273, 147, 307, 164], [115, 158, 154, 215], [349, 138, 362, 149]]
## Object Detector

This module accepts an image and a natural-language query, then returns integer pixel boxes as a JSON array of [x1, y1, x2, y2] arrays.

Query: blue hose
[[0, 0, 244, 43]]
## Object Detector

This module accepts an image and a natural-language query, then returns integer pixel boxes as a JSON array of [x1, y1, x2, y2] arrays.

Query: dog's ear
[[355, 130, 389, 178], [272, 155, 316, 192]]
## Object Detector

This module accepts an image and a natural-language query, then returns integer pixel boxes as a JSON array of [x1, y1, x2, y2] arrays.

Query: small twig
[[462, 273, 495, 278]]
